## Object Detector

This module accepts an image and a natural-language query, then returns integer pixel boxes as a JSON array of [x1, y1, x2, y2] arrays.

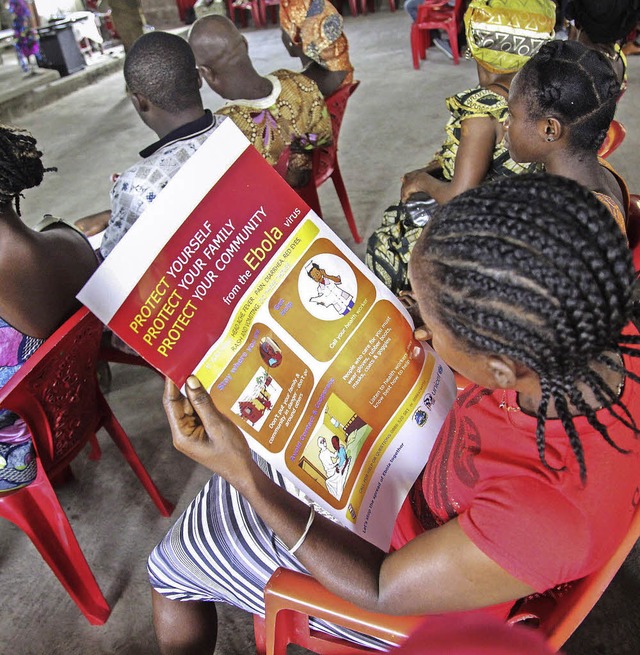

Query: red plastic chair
[[256, 486, 640, 654], [226, 0, 264, 27], [0, 307, 174, 625], [254, 295, 640, 653], [411, 0, 465, 69], [627, 193, 640, 272], [598, 119, 626, 159], [275, 81, 363, 243], [357, 0, 396, 15], [254, 567, 422, 655], [258, 0, 280, 25]]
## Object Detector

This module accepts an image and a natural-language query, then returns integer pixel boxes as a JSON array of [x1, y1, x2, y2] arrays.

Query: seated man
[[188, 15, 332, 189], [78, 31, 225, 258]]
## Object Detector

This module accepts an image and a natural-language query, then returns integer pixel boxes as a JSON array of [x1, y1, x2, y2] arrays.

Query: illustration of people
[[331, 435, 350, 475], [259, 336, 282, 368], [306, 261, 354, 316], [317, 436, 347, 499]]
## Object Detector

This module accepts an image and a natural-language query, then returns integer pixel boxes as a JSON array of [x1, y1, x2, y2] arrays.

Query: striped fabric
[[148, 455, 391, 650]]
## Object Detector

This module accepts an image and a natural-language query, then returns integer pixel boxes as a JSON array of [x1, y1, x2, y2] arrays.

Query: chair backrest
[[273, 81, 360, 188], [598, 119, 626, 159], [416, 0, 463, 25], [313, 80, 360, 187], [0, 307, 103, 475], [510, 496, 640, 650], [627, 194, 640, 270]]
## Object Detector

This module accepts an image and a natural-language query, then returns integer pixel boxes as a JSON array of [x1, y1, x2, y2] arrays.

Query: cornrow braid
[[0, 125, 54, 215], [516, 40, 620, 152], [410, 173, 640, 481]]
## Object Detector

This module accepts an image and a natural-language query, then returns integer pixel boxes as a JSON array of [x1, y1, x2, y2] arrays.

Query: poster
[[78, 119, 456, 549]]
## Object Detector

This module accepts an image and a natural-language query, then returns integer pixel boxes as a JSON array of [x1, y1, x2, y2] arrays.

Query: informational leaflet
[[78, 119, 456, 550]]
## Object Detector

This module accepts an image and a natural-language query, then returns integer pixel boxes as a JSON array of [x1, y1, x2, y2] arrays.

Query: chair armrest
[[264, 568, 423, 644]]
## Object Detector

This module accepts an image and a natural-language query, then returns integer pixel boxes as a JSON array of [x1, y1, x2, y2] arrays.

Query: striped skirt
[[148, 456, 391, 650]]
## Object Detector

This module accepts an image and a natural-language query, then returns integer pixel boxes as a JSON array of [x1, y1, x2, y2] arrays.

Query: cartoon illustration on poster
[[259, 336, 282, 368], [300, 254, 357, 320], [297, 393, 370, 500], [233, 367, 282, 430]]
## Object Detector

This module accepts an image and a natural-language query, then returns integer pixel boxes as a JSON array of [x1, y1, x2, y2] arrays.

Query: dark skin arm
[[74, 209, 111, 236], [164, 376, 535, 615], [401, 116, 498, 204]]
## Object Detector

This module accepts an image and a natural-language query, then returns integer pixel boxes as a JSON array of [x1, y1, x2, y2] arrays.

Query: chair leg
[[388, 0, 396, 10], [226, 0, 235, 24], [297, 180, 323, 218], [97, 394, 174, 517], [422, 28, 430, 58], [0, 466, 111, 625], [411, 25, 420, 69], [348, 0, 358, 16], [265, 607, 300, 655], [88, 433, 102, 461], [252, 0, 264, 27], [447, 22, 459, 64], [254, 614, 267, 655], [330, 162, 362, 243]]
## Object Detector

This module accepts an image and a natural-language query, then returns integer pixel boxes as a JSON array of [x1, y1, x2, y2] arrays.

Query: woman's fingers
[[184, 375, 226, 433], [414, 326, 432, 341]]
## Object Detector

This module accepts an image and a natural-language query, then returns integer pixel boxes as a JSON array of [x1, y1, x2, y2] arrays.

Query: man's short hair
[[124, 31, 201, 113]]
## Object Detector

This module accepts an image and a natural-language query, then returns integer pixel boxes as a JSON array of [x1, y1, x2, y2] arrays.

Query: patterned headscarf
[[280, 0, 347, 71], [464, 0, 556, 74]]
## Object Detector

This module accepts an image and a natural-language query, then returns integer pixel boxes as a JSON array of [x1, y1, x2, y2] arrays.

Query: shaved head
[[188, 15, 247, 70]]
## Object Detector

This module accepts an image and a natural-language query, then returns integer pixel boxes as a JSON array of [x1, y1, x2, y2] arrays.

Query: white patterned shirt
[[100, 110, 225, 258]]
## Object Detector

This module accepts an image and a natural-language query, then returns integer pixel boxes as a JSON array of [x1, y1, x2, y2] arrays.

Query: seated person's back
[[188, 15, 333, 189], [98, 31, 224, 258], [0, 126, 98, 491]]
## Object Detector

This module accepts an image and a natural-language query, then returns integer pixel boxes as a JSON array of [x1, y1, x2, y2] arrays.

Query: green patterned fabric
[[464, 0, 556, 73], [365, 204, 424, 295], [436, 86, 536, 180]]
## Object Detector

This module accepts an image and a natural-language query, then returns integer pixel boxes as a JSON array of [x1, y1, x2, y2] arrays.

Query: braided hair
[[0, 125, 53, 215], [409, 174, 640, 481], [567, 0, 640, 44], [514, 40, 620, 152]]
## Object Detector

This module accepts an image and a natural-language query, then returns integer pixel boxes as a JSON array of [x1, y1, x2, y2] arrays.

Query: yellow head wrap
[[464, 0, 556, 74]]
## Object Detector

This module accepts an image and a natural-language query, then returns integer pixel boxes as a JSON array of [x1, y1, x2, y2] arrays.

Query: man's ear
[[538, 116, 563, 143], [197, 64, 215, 88], [486, 355, 518, 389], [130, 92, 149, 114]]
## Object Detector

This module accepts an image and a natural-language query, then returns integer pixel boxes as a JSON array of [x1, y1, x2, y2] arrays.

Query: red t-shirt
[[392, 347, 640, 604]]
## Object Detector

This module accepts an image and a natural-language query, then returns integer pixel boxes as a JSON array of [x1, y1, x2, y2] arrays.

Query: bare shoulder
[[0, 222, 98, 338]]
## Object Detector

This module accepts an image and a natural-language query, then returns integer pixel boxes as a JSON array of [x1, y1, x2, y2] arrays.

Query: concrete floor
[[1, 8, 640, 654]]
